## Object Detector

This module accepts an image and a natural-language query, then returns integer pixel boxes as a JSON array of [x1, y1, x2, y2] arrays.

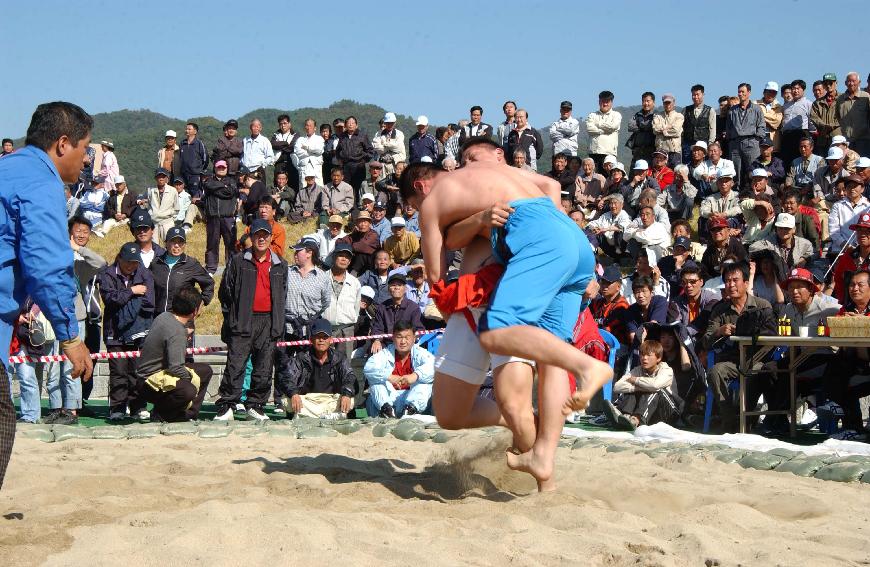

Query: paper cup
[[798, 326, 809, 338]]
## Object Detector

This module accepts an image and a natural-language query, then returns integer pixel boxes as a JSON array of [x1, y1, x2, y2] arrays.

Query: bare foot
[[536, 477, 557, 493], [562, 358, 614, 415], [505, 447, 554, 486]]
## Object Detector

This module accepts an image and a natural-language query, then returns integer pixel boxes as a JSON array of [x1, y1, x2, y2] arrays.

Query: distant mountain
[[15, 101, 648, 189]]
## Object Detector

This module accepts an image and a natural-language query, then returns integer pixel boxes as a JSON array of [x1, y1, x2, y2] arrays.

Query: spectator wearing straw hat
[[98, 242, 155, 421], [216, 219, 288, 422], [312, 214, 348, 266], [277, 317, 356, 419], [339, 211, 380, 275], [323, 243, 361, 360], [157, 129, 183, 181]]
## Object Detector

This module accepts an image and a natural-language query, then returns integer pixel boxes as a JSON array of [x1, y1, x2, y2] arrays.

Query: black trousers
[[343, 162, 367, 192], [205, 216, 237, 274], [140, 362, 214, 422], [218, 314, 275, 411], [348, 252, 373, 276], [823, 351, 870, 431], [108, 345, 144, 414], [0, 365, 15, 489]]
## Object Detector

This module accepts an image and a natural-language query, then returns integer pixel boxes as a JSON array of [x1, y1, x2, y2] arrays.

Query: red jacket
[[648, 166, 674, 191], [568, 308, 609, 393]]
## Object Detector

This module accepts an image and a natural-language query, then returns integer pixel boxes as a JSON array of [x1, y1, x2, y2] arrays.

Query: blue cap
[[250, 219, 272, 235], [333, 242, 354, 257], [130, 210, 153, 229], [387, 269, 408, 284], [599, 264, 622, 283], [165, 226, 186, 242], [310, 318, 332, 337], [154, 167, 170, 178], [673, 236, 691, 251], [293, 236, 319, 251], [119, 242, 142, 262]]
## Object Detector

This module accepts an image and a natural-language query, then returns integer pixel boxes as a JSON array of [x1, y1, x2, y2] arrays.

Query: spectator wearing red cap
[[700, 215, 747, 280], [827, 211, 870, 302], [782, 268, 840, 336]]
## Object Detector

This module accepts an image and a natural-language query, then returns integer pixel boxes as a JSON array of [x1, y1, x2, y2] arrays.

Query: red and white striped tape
[[8, 328, 444, 364]]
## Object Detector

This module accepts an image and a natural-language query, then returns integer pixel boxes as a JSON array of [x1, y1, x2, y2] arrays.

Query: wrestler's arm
[[420, 203, 447, 285], [516, 167, 562, 207], [444, 202, 513, 250]]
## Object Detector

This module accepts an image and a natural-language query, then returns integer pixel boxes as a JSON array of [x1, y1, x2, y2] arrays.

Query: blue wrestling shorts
[[479, 197, 595, 341]]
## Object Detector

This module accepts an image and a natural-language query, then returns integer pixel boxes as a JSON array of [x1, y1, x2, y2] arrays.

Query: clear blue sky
[[2, 0, 869, 137]]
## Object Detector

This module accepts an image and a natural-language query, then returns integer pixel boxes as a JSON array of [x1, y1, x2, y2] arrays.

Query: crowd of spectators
[[7, 70, 870, 440]]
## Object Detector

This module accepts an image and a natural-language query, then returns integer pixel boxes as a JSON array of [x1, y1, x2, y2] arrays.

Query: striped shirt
[[284, 265, 331, 327], [444, 134, 461, 162]]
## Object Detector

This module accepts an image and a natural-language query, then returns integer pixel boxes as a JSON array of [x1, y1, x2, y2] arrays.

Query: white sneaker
[[273, 406, 285, 415], [108, 411, 126, 421], [247, 407, 269, 422], [234, 403, 246, 413], [564, 410, 585, 424], [213, 408, 234, 421], [137, 409, 151, 421], [800, 407, 818, 426]]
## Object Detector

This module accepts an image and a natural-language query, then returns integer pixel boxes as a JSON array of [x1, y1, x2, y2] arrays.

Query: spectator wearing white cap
[[293, 118, 326, 188], [369, 198, 391, 244], [586, 90, 622, 172], [98, 140, 119, 193], [700, 166, 741, 225], [813, 146, 848, 203], [752, 213, 813, 269], [628, 91, 657, 163], [587, 193, 632, 259], [372, 112, 406, 176], [658, 164, 698, 221], [621, 159, 660, 214], [749, 136, 786, 191], [288, 166, 327, 224], [549, 100, 580, 156], [408, 116, 438, 164], [157, 130, 183, 181], [652, 93, 684, 169], [741, 166, 776, 201], [146, 169, 180, 245], [857, 157, 870, 189], [97, 174, 136, 237], [830, 135, 861, 173], [383, 216, 420, 268], [681, 85, 716, 162], [829, 174, 870, 251], [837, 72, 870, 156], [756, 82, 783, 153]]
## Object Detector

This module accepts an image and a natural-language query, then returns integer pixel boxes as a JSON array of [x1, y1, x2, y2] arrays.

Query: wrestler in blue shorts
[[479, 197, 595, 341]]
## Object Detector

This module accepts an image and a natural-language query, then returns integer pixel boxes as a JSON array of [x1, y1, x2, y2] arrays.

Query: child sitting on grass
[[605, 339, 680, 430]]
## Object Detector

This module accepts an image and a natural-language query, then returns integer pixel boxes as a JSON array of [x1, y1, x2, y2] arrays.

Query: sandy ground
[[2, 430, 870, 566]]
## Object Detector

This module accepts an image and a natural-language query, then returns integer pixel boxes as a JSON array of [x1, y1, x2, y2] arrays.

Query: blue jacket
[[408, 132, 438, 164], [364, 343, 435, 386], [98, 262, 155, 346], [371, 217, 392, 244], [0, 146, 80, 360]]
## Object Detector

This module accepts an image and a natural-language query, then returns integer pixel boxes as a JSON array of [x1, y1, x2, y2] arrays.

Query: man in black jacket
[[202, 161, 239, 274], [337, 116, 375, 192], [506, 109, 544, 169], [150, 226, 214, 315], [271, 114, 300, 190], [628, 92, 657, 163], [216, 219, 288, 422], [276, 318, 356, 418], [179, 122, 209, 198], [369, 270, 423, 354], [211, 120, 243, 177], [97, 175, 136, 237]]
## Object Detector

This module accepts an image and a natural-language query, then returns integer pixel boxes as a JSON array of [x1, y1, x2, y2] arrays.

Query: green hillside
[[16, 101, 652, 189]]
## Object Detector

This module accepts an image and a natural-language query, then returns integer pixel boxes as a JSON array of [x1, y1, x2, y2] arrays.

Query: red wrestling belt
[[429, 263, 505, 333]]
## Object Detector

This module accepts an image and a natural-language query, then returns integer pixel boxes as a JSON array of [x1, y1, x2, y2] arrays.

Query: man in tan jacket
[[653, 94, 685, 168], [756, 81, 783, 152], [147, 169, 180, 245]]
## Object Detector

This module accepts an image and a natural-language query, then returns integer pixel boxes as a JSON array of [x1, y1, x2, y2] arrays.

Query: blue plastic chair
[[702, 351, 740, 433], [417, 331, 443, 356], [597, 329, 621, 403]]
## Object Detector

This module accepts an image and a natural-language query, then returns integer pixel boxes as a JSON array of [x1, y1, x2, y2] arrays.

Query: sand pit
[[2, 430, 870, 566]]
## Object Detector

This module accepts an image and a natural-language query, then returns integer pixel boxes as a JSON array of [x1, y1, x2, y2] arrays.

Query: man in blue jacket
[[0, 101, 94, 488], [364, 320, 435, 417]]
